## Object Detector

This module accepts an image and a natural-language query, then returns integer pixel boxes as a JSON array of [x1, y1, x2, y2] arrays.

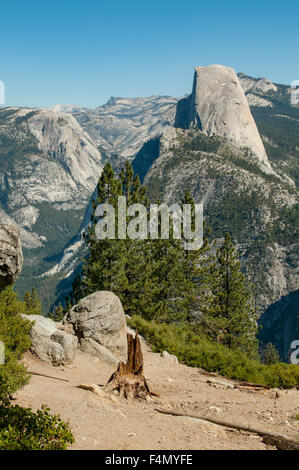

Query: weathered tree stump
[[105, 332, 158, 399]]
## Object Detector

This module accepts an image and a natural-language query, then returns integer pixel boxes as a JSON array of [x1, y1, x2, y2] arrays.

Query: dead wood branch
[[28, 370, 70, 382], [155, 408, 299, 450]]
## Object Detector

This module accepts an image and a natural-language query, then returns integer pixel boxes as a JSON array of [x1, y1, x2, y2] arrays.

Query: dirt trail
[[15, 340, 299, 450]]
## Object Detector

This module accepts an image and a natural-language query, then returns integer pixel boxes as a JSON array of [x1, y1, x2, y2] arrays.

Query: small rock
[[209, 406, 222, 413], [161, 351, 179, 364], [207, 378, 235, 389], [128, 432, 136, 437]]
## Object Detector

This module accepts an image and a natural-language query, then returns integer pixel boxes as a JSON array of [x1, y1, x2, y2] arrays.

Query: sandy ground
[[15, 340, 299, 450]]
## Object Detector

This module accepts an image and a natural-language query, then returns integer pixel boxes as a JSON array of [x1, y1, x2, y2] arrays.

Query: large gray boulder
[[21, 314, 78, 366], [63, 291, 127, 365], [0, 225, 23, 289]]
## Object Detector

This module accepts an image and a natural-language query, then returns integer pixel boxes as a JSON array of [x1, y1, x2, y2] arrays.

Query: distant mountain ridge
[[53, 95, 178, 161]]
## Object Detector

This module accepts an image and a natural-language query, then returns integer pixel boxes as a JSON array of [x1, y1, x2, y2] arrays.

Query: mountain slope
[[131, 67, 299, 361], [0, 106, 103, 309], [56, 95, 178, 161]]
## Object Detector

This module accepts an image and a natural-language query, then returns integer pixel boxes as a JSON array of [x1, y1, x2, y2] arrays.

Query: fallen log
[[206, 377, 271, 392], [28, 371, 70, 382], [105, 332, 159, 399], [155, 408, 299, 450], [262, 435, 299, 451], [234, 380, 270, 390]]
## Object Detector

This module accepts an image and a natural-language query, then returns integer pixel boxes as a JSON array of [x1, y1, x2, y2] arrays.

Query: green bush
[[0, 404, 74, 450], [0, 287, 75, 449], [0, 287, 32, 400], [128, 315, 299, 389]]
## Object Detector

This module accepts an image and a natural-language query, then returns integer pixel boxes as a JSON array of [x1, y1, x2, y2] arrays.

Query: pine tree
[[49, 303, 64, 322], [139, 198, 190, 323], [24, 288, 42, 315], [119, 162, 148, 316], [199, 233, 258, 357], [262, 342, 280, 365], [120, 160, 134, 204], [82, 162, 127, 299], [70, 161, 148, 312], [68, 273, 83, 306], [180, 189, 212, 323]]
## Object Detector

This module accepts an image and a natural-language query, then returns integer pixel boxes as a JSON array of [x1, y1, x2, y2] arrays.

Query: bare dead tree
[[105, 332, 159, 399]]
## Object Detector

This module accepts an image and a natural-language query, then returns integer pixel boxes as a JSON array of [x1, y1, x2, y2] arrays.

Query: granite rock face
[[63, 291, 127, 364], [238, 72, 278, 94], [0, 106, 103, 310], [58, 96, 178, 160], [0, 224, 23, 289], [0, 107, 103, 254], [175, 65, 270, 167]]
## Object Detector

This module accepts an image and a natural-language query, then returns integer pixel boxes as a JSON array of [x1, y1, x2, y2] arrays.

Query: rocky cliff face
[[175, 65, 270, 168], [237, 72, 278, 108], [238, 72, 278, 94], [0, 224, 23, 289], [0, 108, 102, 215], [0, 106, 103, 308], [53, 95, 178, 162]]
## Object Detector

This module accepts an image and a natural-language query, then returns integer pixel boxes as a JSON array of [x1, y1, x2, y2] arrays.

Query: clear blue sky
[[1, 0, 298, 108]]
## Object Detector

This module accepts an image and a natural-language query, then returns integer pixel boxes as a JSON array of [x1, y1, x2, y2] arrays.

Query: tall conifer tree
[[81, 162, 127, 299], [199, 233, 258, 357], [119, 161, 148, 316]]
